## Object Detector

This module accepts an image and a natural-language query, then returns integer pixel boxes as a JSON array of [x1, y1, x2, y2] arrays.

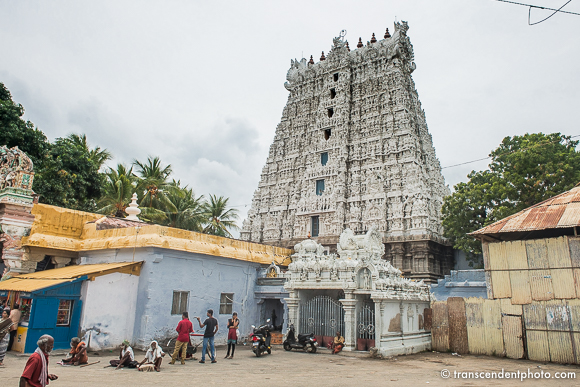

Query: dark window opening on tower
[[333, 73, 339, 82], [316, 179, 325, 196], [327, 108, 334, 118], [321, 152, 328, 166], [311, 216, 320, 237], [324, 129, 331, 140], [330, 88, 336, 99]]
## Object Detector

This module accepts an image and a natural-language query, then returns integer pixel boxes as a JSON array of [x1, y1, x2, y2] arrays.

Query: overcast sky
[[1, 0, 579, 233]]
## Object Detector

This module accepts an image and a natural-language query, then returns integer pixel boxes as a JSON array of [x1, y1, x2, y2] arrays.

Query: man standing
[[170, 312, 193, 365], [196, 309, 218, 364], [8, 303, 21, 351], [20, 334, 58, 387]]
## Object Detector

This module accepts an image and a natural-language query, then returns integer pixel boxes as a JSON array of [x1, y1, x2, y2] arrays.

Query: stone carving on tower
[[241, 22, 453, 282]]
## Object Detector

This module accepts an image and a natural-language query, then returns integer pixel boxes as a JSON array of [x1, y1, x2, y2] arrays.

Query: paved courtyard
[[2, 345, 580, 386]]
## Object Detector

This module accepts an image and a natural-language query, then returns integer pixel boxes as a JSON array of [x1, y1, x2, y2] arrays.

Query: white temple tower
[[241, 22, 452, 282]]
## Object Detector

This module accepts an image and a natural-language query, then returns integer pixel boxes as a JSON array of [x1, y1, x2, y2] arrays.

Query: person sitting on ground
[[331, 331, 345, 354], [0, 309, 14, 366], [20, 334, 58, 387], [138, 340, 165, 372], [110, 340, 134, 369], [61, 337, 88, 366]]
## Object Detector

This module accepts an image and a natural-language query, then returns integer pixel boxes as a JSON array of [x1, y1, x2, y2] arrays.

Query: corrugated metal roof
[[0, 262, 143, 292], [472, 185, 580, 236], [0, 279, 72, 292]]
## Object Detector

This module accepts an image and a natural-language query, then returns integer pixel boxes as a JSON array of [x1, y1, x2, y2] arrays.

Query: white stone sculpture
[[241, 22, 451, 282], [125, 193, 141, 221]]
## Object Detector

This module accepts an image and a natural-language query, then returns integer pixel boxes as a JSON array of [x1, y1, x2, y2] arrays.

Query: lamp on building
[[125, 193, 141, 221]]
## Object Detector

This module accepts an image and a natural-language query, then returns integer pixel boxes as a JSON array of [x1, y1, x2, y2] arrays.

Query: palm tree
[[163, 184, 206, 232], [67, 133, 112, 169], [96, 164, 136, 217], [133, 156, 177, 221], [202, 194, 240, 237]]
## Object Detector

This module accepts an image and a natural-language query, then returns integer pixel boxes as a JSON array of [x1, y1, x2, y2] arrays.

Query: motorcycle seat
[[298, 333, 314, 340]]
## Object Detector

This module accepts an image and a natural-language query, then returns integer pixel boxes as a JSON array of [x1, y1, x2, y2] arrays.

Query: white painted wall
[[79, 272, 139, 350]]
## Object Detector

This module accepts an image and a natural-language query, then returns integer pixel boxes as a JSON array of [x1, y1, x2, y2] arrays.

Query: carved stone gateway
[[284, 228, 432, 356], [240, 22, 453, 282]]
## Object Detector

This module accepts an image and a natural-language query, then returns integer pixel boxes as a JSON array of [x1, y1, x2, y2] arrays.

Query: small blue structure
[[430, 269, 487, 301]]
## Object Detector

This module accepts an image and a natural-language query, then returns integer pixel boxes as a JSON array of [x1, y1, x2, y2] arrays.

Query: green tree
[[96, 164, 137, 217], [33, 136, 106, 211], [67, 133, 112, 170], [163, 183, 206, 231], [133, 156, 177, 221], [442, 132, 580, 266], [202, 194, 240, 237], [0, 83, 50, 166]]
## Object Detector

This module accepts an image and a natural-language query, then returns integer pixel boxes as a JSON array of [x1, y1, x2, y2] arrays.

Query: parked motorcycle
[[250, 319, 273, 357], [283, 324, 317, 353]]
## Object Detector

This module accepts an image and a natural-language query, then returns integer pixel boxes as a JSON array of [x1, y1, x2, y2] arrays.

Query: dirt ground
[[1, 345, 580, 386]]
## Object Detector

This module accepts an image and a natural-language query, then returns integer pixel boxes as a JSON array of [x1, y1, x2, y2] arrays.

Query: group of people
[[168, 309, 239, 365]]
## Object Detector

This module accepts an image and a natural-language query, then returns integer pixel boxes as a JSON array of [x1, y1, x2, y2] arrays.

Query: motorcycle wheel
[[283, 343, 292, 351], [267, 348, 271, 354], [255, 349, 262, 357], [307, 343, 317, 353]]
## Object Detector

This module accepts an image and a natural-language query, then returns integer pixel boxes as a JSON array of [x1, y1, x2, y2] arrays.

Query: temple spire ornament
[[370, 33, 377, 43], [320, 51, 326, 61], [384, 28, 391, 38], [357, 37, 363, 48], [125, 193, 141, 221], [308, 55, 314, 64]]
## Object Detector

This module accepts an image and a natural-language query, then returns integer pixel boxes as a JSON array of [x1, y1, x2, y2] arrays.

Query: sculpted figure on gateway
[[241, 22, 452, 282]]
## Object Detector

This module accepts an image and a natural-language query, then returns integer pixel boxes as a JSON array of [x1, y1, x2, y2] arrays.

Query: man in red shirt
[[20, 334, 58, 387], [169, 312, 193, 365]]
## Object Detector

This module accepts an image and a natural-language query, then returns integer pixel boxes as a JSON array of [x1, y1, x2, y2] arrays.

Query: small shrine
[[284, 227, 431, 356]]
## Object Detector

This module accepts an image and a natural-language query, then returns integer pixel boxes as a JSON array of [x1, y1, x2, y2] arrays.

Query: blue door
[[26, 298, 59, 353]]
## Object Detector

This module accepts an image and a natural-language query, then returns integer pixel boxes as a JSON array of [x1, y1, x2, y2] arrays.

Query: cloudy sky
[[1, 0, 579, 233]]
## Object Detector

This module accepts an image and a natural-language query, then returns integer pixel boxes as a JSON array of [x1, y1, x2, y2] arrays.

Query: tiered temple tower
[[240, 22, 452, 282]]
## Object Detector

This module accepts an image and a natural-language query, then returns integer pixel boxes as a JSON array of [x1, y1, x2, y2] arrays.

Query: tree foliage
[[442, 133, 580, 266], [0, 83, 50, 166], [33, 136, 106, 212]]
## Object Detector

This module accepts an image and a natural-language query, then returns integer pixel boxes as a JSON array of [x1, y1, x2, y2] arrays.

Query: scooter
[[250, 319, 272, 357], [283, 324, 317, 353]]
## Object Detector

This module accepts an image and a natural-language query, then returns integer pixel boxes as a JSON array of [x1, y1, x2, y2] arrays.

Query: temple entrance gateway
[[299, 295, 345, 348], [284, 227, 431, 356]]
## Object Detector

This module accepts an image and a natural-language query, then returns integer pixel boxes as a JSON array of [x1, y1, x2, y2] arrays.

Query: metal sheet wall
[[431, 301, 449, 352]]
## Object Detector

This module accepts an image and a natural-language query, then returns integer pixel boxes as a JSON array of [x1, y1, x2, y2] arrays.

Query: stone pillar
[[339, 292, 357, 351], [0, 202, 35, 278], [284, 292, 300, 331], [372, 298, 384, 347]]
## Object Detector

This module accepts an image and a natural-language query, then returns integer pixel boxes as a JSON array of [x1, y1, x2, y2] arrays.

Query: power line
[[495, 0, 580, 16], [441, 134, 580, 170], [495, 0, 580, 24]]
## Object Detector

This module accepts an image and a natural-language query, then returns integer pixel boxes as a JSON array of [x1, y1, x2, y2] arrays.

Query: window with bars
[[219, 293, 234, 314], [171, 291, 189, 315], [56, 300, 73, 326], [311, 216, 320, 237], [316, 179, 325, 196]]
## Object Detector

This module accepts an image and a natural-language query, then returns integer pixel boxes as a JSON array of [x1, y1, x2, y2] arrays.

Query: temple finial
[[320, 51, 326, 61], [357, 37, 363, 48], [370, 33, 377, 43], [384, 28, 391, 38], [309, 55, 314, 64], [345, 41, 350, 52]]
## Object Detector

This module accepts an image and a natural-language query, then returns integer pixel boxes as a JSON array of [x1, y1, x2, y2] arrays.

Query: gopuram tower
[[241, 22, 452, 282]]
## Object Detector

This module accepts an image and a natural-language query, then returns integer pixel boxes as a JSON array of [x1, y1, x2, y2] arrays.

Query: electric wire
[[495, 0, 580, 16]]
